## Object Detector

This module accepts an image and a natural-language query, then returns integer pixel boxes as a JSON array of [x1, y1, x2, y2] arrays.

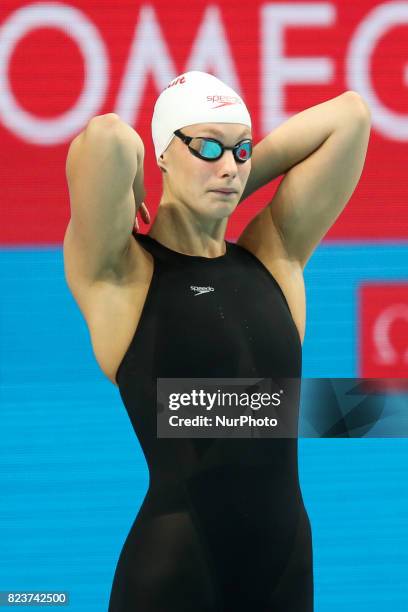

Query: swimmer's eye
[[189, 137, 252, 163]]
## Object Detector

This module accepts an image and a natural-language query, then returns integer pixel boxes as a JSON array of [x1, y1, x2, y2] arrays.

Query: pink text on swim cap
[[166, 76, 186, 89], [206, 95, 241, 104]]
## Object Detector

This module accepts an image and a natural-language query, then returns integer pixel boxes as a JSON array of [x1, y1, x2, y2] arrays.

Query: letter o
[[0, 2, 109, 144]]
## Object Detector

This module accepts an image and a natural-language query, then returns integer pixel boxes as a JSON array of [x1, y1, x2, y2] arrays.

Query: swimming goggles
[[173, 129, 252, 163]]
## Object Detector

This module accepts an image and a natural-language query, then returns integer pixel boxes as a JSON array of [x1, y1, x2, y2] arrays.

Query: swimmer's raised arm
[[63, 113, 146, 285]]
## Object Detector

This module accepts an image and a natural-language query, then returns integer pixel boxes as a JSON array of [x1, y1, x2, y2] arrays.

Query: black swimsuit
[[108, 233, 314, 611]]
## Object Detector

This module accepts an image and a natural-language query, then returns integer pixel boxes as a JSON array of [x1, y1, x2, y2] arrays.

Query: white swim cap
[[151, 70, 252, 163]]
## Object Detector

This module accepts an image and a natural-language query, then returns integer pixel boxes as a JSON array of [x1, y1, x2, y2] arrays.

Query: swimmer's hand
[[132, 138, 151, 232], [134, 202, 150, 232]]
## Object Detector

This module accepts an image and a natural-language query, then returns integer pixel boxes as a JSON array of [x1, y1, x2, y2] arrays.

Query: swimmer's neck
[[147, 202, 228, 258]]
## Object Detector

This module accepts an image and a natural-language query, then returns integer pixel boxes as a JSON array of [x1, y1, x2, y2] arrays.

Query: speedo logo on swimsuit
[[190, 285, 215, 296]]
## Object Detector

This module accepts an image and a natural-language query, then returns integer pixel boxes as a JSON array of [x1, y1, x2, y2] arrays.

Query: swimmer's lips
[[209, 189, 237, 195]]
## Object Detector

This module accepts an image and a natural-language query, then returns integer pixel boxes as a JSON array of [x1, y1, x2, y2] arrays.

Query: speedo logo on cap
[[207, 95, 242, 108]]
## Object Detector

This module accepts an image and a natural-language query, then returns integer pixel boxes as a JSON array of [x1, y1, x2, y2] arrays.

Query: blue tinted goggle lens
[[195, 138, 252, 162]]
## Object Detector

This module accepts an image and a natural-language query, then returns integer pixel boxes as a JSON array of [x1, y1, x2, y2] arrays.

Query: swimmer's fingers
[[134, 202, 150, 232], [139, 202, 151, 224]]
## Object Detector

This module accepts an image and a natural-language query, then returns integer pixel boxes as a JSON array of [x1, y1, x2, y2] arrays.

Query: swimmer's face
[[158, 122, 252, 217]]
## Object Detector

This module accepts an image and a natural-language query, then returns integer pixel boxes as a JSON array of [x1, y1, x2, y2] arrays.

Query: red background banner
[[0, 0, 407, 244]]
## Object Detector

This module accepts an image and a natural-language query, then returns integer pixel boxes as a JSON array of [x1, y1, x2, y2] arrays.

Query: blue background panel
[[1, 241, 408, 610]]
